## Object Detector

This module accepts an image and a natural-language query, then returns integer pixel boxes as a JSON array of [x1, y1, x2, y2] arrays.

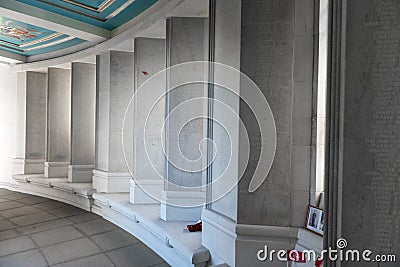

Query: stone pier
[[68, 62, 96, 183], [93, 51, 134, 193], [326, 0, 400, 265], [202, 0, 316, 266], [161, 17, 207, 222], [44, 68, 71, 178], [130, 38, 166, 204], [13, 71, 47, 175]]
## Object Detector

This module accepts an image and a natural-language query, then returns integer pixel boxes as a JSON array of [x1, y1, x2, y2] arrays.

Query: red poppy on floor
[[187, 220, 202, 232], [315, 257, 323, 267]]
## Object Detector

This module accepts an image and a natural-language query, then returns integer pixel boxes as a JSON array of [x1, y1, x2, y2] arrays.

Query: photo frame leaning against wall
[[305, 205, 324, 236]]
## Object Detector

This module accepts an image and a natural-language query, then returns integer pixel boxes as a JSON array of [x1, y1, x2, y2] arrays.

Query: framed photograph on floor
[[305, 205, 324, 236]]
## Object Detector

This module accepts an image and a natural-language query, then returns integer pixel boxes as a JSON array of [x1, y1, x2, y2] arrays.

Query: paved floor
[[0, 188, 169, 267]]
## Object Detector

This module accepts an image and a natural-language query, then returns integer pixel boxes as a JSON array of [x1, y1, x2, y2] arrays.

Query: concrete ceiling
[[0, 0, 159, 63], [6, 0, 209, 69], [0, 16, 85, 56], [14, 0, 159, 30]]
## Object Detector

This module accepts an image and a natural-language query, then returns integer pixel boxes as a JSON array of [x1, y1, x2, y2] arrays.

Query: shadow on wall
[[0, 66, 17, 185]]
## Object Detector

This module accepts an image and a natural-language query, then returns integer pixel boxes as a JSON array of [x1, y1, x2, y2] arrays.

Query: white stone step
[[93, 193, 210, 267]]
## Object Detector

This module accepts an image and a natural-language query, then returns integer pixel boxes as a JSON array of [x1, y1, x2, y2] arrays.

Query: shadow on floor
[[0, 188, 170, 267]]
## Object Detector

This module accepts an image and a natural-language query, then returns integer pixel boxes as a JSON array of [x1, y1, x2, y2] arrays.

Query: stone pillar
[[130, 38, 165, 204], [68, 63, 96, 183], [202, 0, 316, 266], [13, 71, 47, 174], [44, 68, 71, 178], [326, 0, 400, 265], [160, 17, 207, 222], [93, 51, 134, 193]]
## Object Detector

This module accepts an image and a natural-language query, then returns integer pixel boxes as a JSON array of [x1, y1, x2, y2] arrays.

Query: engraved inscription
[[362, 0, 400, 254]]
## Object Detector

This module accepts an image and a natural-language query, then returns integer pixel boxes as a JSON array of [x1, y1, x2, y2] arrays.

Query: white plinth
[[130, 178, 163, 204], [202, 209, 299, 267], [160, 190, 205, 222], [44, 161, 69, 178], [13, 158, 45, 175], [92, 169, 130, 193], [68, 164, 94, 183]]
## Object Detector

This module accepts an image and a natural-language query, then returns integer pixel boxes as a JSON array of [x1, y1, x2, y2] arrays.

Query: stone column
[[160, 17, 207, 222], [202, 0, 316, 266], [326, 0, 400, 265], [44, 68, 71, 178], [93, 51, 134, 193], [130, 38, 165, 204], [68, 62, 96, 183], [13, 71, 47, 174]]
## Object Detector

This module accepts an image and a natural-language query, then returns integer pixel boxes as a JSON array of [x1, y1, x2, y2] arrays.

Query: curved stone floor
[[0, 189, 169, 267]]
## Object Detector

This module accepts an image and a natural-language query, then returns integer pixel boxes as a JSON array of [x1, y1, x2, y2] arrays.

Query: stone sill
[[93, 192, 210, 267], [10, 175, 210, 266], [11, 174, 94, 211], [296, 228, 324, 253]]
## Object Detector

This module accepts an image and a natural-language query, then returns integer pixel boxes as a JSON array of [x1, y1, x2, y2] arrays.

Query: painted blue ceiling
[[15, 0, 159, 30], [73, 0, 106, 9], [0, 16, 84, 56]]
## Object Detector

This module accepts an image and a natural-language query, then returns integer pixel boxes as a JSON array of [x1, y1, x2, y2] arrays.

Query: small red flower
[[315, 257, 323, 267], [187, 221, 202, 232]]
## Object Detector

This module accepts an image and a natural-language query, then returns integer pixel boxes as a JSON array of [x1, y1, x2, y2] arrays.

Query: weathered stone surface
[[165, 17, 207, 189], [47, 68, 71, 163], [69, 62, 96, 182], [95, 51, 134, 173], [93, 51, 134, 192], [340, 0, 400, 263]]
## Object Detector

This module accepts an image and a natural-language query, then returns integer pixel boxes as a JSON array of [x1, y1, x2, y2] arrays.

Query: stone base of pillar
[[68, 165, 94, 183], [12, 158, 45, 175], [44, 162, 69, 178], [160, 190, 205, 222], [92, 169, 130, 193], [129, 178, 163, 204], [202, 209, 304, 267]]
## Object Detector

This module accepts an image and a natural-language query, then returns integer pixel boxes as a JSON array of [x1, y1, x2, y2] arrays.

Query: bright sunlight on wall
[[0, 65, 18, 185]]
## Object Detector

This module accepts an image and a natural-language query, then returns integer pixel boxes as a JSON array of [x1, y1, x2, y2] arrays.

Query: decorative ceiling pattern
[[0, 16, 84, 56], [15, 0, 159, 30]]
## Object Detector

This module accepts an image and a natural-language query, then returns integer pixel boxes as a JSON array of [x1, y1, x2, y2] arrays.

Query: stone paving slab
[[1, 206, 43, 219], [17, 218, 73, 235], [106, 244, 165, 267], [0, 219, 16, 231], [41, 237, 101, 265], [65, 212, 100, 224], [0, 189, 169, 267], [0, 236, 36, 257], [90, 228, 140, 251], [10, 212, 58, 226], [0, 201, 25, 211], [17, 195, 50, 205], [0, 189, 16, 196], [47, 206, 87, 218], [0, 249, 48, 267], [30, 225, 84, 247], [51, 254, 114, 267], [0, 192, 32, 201], [32, 200, 71, 211], [0, 229, 20, 241], [74, 218, 116, 236]]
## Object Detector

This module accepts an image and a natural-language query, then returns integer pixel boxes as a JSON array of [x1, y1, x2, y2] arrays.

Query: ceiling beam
[[0, 49, 26, 64], [9, 0, 186, 71], [0, 0, 110, 42]]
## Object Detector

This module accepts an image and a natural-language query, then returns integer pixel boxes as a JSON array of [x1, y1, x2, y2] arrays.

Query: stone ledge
[[93, 192, 210, 267], [12, 174, 44, 183], [12, 174, 94, 211], [202, 209, 300, 267]]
